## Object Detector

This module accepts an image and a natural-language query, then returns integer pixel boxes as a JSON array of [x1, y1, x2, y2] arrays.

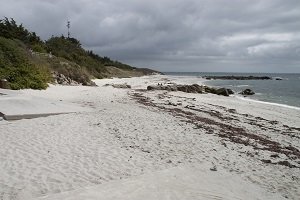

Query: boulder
[[112, 84, 131, 89], [177, 84, 203, 93], [0, 79, 10, 89], [85, 81, 97, 87], [239, 89, 255, 95], [215, 88, 234, 96], [203, 86, 217, 94], [147, 85, 177, 91], [216, 88, 230, 96], [147, 85, 163, 90], [227, 89, 234, 95]]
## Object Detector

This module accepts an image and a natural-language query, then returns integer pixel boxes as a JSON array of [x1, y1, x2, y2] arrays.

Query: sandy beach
[[0, 75, 299, 200]]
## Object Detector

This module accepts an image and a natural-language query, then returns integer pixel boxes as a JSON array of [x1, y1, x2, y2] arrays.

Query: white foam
[[235, 95, 300, 111]]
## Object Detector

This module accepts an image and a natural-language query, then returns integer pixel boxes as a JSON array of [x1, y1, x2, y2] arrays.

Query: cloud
[[1, 0, 300, 72]]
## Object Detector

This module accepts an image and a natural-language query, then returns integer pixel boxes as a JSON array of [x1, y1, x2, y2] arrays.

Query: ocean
[[164, 72, 300, 109]]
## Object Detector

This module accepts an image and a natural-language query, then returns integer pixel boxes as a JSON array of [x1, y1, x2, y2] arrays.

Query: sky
[[1, 0, 300, 73]]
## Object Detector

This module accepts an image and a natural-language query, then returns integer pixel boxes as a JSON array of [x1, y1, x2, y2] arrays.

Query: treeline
[[0, 17, 138, 89]]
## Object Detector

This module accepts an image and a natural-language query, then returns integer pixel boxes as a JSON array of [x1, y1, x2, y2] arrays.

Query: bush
[[7, 64, 49, 89], [0, 37, 51, 90]]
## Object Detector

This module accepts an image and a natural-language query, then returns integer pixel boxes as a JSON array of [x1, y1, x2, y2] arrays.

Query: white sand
[[38, 165, 281, 200], [0, 86, 89, 119], [0, 75, 299, 200]]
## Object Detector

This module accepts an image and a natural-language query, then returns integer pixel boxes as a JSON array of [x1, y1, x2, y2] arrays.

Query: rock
[[0, 79, 10, 89], [227, 89, 234, 95], [176, 84, 203, 93], [147, 85, 177, 91], [52, 72, 80, 86], [85, 81, 97, 87], [203, 86, 217, 94], [273, 77, 283, 80], [147, 84, 234, 96], [239, 89, 255, 95], [203, 76, 271, 80], [112, 84, 131, 89], [215, 88, 234, 96], [147, 85, 157, 90], [216, 88, 230, 96], [168, 85, 178, 91], [210, 165, 217, 171]]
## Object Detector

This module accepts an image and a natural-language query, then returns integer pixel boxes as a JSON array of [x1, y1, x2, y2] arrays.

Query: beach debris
[[210, 165, 217, 171], [131, 92, 300, 169], [239, 89, 255, 95]]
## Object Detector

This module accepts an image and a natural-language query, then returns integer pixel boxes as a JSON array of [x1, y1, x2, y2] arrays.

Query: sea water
[[165, 72, 300, 108]]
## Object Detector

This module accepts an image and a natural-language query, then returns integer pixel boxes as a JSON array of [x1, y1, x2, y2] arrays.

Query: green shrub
[[0, 37, 51, 90]]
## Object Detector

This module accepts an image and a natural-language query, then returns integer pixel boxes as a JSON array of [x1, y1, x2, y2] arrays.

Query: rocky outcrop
[[52, 72, 97, 86], [147, 84, 234, 96], [204, 76, 271, 80], [147, 85, 177, 91], [239, 89, 255, 95], [52, 72, 79, 85]]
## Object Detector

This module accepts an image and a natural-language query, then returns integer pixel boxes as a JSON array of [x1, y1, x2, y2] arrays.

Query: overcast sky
[[1, 0, 300, 72]]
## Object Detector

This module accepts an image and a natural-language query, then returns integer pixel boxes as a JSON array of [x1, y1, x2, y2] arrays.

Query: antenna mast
[[67, 21, 71, 38]]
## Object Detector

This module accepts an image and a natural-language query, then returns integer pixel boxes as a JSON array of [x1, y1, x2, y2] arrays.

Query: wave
[[235, 95, 300, 111], [235, 85, 250, 88]]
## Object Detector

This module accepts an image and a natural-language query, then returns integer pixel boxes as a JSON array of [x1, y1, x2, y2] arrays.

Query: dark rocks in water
[[215, 88, 234, 96], [273, 77, 283, 80], [204, 76, 271, 80], [147, 84, 234, 96], [239, 89, 255, 95]]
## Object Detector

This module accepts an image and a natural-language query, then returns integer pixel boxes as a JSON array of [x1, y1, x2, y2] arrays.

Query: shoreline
[[200, 77, 300, 109], [0, 75, 299, 199], [164, 72, 300, 108], [234, 95, 300, 111]]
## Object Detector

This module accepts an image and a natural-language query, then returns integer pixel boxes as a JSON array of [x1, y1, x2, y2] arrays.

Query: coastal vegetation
[[0, 17, 158, 90]]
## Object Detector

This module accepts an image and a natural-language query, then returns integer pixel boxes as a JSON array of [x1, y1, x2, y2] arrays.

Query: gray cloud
[[1, 0, 300, 72]]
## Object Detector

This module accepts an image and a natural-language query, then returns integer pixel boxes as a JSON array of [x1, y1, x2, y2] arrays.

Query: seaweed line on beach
[[130, 91, 300, 168]]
